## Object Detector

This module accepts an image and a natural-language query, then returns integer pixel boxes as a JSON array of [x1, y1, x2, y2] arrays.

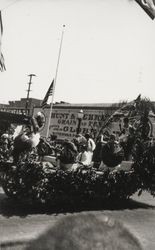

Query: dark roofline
[[34, 102, 120, 111]]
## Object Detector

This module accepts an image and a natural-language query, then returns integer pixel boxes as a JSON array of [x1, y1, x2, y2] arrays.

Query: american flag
[[41, 79, 54, 109], [0, 11, 6, 72], [135, 0, 155, 20]]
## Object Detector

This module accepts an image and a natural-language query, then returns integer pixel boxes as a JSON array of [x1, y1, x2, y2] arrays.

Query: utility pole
[[25, 74, 36, 114]]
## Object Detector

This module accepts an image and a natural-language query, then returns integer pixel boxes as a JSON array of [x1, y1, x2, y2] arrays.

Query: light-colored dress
[[77, 151, 92, 166]]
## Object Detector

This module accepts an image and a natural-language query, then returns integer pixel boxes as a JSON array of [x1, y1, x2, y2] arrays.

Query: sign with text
[[33, 107, 106, 140]]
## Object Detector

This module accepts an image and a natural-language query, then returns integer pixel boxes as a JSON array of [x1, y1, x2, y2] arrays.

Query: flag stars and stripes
[[41, 79, 54, 109]]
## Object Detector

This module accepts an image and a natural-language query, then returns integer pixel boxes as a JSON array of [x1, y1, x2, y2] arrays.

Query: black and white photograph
[[0, 0, 155, 249]]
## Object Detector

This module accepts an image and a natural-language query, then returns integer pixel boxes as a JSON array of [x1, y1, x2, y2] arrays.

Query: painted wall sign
[[33, 107, 106, 140]]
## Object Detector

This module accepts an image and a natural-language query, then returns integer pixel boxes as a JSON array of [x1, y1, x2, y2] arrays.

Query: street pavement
[[0, 187, 155, 249]]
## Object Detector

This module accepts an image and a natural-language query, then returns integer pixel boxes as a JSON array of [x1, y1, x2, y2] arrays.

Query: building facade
[[0, 98, 42, 115], [33, 102, 118, 140], [1, 98, 155, 141]]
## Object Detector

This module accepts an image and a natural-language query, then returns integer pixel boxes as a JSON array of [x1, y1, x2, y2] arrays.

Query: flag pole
[[46, 25, 65, 138]]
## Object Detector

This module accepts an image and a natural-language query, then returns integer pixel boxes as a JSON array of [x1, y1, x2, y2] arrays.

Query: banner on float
[[33, 107, 107, 140]]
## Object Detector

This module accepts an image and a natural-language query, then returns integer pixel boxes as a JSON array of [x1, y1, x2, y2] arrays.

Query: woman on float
[[84, 133, 96, 162]]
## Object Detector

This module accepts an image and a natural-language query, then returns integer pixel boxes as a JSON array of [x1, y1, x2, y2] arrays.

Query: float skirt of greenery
[[0, 157, 149, 207]]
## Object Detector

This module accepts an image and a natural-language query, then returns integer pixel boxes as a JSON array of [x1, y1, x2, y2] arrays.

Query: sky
[[0, 0, 155, 104]]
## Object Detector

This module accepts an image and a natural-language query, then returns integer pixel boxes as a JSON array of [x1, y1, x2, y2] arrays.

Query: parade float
[[0, 96, 155, 208], [0, 1, 154, 208]]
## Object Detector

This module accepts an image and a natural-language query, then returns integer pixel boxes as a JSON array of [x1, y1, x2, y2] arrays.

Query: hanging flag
[[0, 52, 6, 71], [41, 79, 54, 109], [135, 0, 155, 19], [0, 11, 6, 71]]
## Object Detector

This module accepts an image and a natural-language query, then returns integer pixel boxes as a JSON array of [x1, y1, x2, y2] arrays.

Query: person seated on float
[[84, 133, 96, 162], [120, 125, 135, 161], [73, 134, 87, 152], [76, 144, 92, 168], [12, 117, 40, 163], [99, 134, 124, 171], [37, 137, 54, 161], [58, 140, 78, 171], [92, 134, 107, 169]]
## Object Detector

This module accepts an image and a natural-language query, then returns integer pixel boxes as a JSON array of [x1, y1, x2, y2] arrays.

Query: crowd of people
[[52, 116, 136, 172], [0, 116, 137, 172]]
